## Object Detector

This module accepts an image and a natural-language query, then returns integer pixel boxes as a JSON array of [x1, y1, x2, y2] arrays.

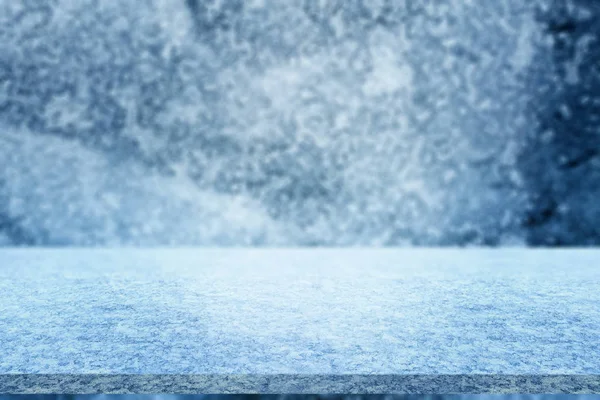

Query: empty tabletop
[[0, 249, 599, 393]]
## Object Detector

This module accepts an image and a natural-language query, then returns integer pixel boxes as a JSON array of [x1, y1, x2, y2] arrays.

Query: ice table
[[1, 249, 599, 394]]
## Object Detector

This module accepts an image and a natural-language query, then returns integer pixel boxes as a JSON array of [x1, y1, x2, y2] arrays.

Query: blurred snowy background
[[1, 396, 599, 400], [0, 0, 599, 246], [0, 396, 598, 400]]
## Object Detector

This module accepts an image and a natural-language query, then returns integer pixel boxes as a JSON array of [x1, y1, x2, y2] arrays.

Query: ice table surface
[[1, 248, 599, 394]]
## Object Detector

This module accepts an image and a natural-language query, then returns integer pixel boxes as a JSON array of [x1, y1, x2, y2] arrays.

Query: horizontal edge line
[[1, 374, 599, 394]]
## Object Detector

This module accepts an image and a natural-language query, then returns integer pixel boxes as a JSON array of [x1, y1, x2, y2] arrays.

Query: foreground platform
[[0, 249, 599, 393]]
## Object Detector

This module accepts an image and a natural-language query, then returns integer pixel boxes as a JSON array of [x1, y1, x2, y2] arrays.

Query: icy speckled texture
[[1, 249, 599, 392], [519, 0, 600, 246], [2, 0, 588, 246]]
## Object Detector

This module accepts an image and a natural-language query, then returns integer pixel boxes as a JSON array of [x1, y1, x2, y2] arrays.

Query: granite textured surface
[[1, 249, 599, 393]]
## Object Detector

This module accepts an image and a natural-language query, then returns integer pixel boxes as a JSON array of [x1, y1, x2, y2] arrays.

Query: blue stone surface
[[1, 249, 599, 393]]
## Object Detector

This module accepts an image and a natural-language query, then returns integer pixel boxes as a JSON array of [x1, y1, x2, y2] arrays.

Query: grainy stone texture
[[0, 395, 597, 400], [1, 249, 599, 393], [0, 375, 599, 394], [2, 0, 597, 246]]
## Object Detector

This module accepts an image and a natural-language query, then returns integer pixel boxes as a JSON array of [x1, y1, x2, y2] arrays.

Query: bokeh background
[[1, 0, 599, 246], [1, 396, 598, 400]]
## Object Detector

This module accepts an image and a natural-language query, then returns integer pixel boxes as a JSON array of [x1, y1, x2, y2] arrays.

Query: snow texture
[[0, 0, 598, 246], [1, 249, 599, 380]]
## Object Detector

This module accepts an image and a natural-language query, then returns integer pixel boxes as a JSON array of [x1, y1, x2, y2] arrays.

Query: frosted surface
[[1, 249, 599, 378]]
